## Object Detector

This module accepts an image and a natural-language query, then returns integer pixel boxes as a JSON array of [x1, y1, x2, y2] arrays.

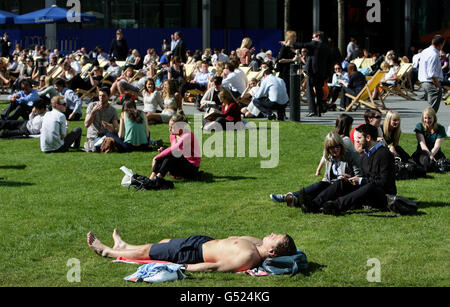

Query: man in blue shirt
[[252, 69, 290, 120], [418, 35, 446, 113], [53, 78, 83, 121], [180, 61, 213, 98], [1, 79, 40, 121]]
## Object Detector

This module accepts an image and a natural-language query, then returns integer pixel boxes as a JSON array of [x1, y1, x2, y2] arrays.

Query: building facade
[[0, 0, 448, 57]]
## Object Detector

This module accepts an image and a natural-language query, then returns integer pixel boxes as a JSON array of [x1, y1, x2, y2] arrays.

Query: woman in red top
[[203, 89, 242, 131]]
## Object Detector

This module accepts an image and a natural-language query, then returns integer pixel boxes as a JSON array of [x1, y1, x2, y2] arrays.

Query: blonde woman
[[383, 110, 411, 162], [412, 108, 447, 171], [237, 37, 254, 66], [277, 30, 299, 93], [270, 131, 361, 212], [146, 79, 182, 124]]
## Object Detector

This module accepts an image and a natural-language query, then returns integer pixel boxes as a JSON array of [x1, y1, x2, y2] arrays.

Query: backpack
[[261, 250, 308, 276], [129, 174, 174, 191], [394, 158, 426, 180], [386, 194, 419, 216]]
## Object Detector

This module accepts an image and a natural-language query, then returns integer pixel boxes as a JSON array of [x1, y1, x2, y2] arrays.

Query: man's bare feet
[[87, 232, 110, 257], [112, 228, 127, 250]]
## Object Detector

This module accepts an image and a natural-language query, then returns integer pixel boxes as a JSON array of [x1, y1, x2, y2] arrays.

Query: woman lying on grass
[[271, 131, 361, 213]]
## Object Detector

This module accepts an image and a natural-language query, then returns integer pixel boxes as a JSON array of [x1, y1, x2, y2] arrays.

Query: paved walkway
[[180, 88, 450, 135], [1, 88, 449, 135]]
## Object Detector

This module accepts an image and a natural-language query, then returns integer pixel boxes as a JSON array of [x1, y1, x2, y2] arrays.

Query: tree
[[337, 0, 346, 57], [284, 0, 290, 35]]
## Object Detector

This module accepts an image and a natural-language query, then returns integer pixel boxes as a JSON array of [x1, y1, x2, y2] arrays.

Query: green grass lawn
[[0, 100, 449, 287]]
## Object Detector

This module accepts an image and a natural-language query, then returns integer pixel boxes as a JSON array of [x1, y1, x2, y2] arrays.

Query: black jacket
[[173, 39, 187, 64], [0, 38, 11, 57], [360, 145, 397, 195], [294, 40, 332, 79], [109, 39, 129, 61]]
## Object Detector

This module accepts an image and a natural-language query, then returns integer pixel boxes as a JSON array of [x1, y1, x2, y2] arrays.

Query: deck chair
[[443, 85, 450, 101], [50, 66, 63, 80], [239, 65, 252, 75], [361, 58, 375, 70], [247, 70, 263, 82], [351, 58, 365, 69], [77, 72, 111, 100], [344, 70, 388, 113], [380, 63, 414, 101], [184, 64, 196, 81]]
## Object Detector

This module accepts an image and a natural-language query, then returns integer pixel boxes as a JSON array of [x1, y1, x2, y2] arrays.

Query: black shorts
[[149, 235, 215, 264]]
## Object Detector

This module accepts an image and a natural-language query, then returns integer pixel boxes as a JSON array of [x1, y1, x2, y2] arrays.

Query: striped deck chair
[[380, 63, 414, 101], [345, 70, 388, 113], [351, 58, 365, 69]]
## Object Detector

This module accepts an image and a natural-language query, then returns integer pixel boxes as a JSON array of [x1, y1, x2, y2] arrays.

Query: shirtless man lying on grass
[[87, 229, 297, 273]]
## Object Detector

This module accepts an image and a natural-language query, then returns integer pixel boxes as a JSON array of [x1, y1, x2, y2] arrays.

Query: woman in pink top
[[150, 114, 201, 180]]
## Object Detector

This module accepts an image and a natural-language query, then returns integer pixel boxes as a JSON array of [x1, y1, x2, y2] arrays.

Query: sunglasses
[[58, 103, 67, 106], [334, 67, 342, 70], [328, 145, 341, 150]]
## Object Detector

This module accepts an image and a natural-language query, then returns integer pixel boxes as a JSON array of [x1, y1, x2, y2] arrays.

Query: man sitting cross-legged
[[87, 229, 297, 273]]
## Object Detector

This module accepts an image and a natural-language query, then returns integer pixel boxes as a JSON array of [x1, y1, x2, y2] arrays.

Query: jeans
[[45, 127, 82, 153]]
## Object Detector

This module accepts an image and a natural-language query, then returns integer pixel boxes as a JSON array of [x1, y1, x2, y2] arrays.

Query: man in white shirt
[[418, 35, 446, 112], [211, 48, 229, 65], [222, 62, 247, 99], [252, 69, 289, 120], [40, 96, 82, 153]]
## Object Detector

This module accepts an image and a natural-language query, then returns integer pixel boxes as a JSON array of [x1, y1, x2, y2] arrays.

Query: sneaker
[[270, 194, 286, 203]]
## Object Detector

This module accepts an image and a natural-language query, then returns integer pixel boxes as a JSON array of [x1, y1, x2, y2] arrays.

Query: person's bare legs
[[87, 231, 151, 260], [146, 113, 163, 124]]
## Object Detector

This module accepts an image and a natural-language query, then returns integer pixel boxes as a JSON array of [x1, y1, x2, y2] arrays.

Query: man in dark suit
[[0, 32, 11, 57], [172, 32, 187, 64], [314, 124, 397, 215], [293, 31, 332, 117]]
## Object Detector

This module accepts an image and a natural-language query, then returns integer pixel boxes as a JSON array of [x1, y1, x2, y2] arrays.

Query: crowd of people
[[0, 29, 448, 271]]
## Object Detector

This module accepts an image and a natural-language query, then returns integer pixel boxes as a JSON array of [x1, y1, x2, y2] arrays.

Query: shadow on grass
[[207, 175, 258, 183], [0, 180, 35, 187], [417, 202, 449, 209], [301, 262, 327, 277], [0, 165, 27, 170]]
